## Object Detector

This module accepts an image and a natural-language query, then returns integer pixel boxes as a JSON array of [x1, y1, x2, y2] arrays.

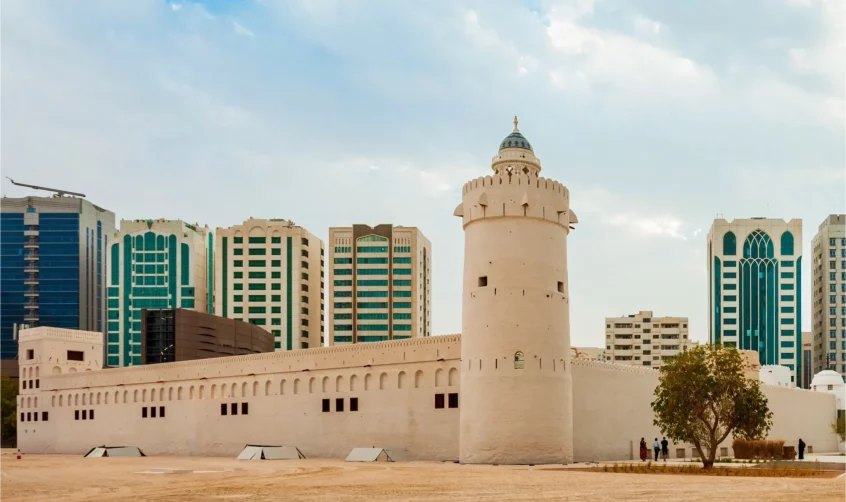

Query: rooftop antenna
[[6, 177, 86, 198]]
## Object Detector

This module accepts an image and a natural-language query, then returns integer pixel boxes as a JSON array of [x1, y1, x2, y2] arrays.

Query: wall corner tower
[[456, 117, 578, 464]]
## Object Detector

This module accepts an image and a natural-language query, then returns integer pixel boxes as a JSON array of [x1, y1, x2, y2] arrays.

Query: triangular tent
[[345, 448, 394, 462], [237, 445, 306, 460], [84, 445, 146, 457]]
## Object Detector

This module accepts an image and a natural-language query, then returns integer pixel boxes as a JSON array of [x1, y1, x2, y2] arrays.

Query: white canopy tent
[[237, 445, 306, 460], [84, 446, 146, 457], [345, 448, 394, 462]]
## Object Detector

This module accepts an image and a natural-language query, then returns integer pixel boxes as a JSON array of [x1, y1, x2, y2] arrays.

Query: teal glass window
[[724, 284, 737, 291], [723, 231, 736, 255], [357, 291, 388, 297], [271, 237, 281, 244], [249, 248, 266, 256], [724, 261, 737, 267], [272, 295, 281, 301], [724, 318, 737, 325], [393, 291, 412, 297], [248, 260, 266, 267], [234, 295, 243, 302], [249, 271, 266, 279], [781, 295, 794, 301], [357, 280, 388, 286], [393, 257, 412, 264], [393, 324, 412, 331], [334, 313, 352, 320], [334, 324, 353, 331], [234, 260, 243, 267], [724, 295, 737, 302], [249, 306, 266, 314], [272, 248, 281, 255], [357, 246, 388, 253], [271, 283, 281, 290], [782, 260, 794, 267], [357, 302, 388, 309], [335, 280, 353, 286], [234, 284, 243, 291], [393, 302, 412, 308], [393, 280, 412, 286], [234, 307, 243, 314], [780, 231, 794, 256], [356, 324, 389, 331], [335, 291, 352, 297], [334, 302, 353, 309], [249, 237, 266, 244], [393, 313, 412, 320], [780, 318, 794, 324], [357, 269, 387, 275], [357, 313, 388, 320], [334, 269, 353, 275], [780, 272, 794, 279], [234, 272, 243, 279], [234, 249, 244, 255], [272, 272, 281, 279], [334, 258, 352, 264], [357, 257, 388, 264], [234, 237, 243, 244], [724, 306, 737, 313], [780, 283, 794, 290], [248, 295, 266, 302], [357, 235, 388, 242], [780, 306, 794, 313], [723, 272, 736, 279], [271, 318, 281, 325], [272, 306, 281, 313], [392, 268, 412, 275]]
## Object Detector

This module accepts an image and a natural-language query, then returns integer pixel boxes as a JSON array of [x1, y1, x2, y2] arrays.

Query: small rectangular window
[[435, 394, 445, 409], [241, 402, 249, 415], [35, 379, 39, 389], [42, 411, 48, 421], [448, 393, 459, 409], [90, 410, 95, 420], [27, 412, 32, 422], [20, 413, 25, 422], [350, 397, 359, 412], [478, 276, 488, 287], [159, 406, 165, 418], [231, 403, 238, 415], [322, 399, 330, 412], [22, 380, 26, 390], [82, 410, 87, 420], [151, 407, 156, 418], [336, 398, 344, 412], [33, 412, 38, 422], [67, 350, 84, 361], [142, 407, 148, 418], [26, 349, 34, 360], [557, 281, 564, 293], [221, 403, 228, 416]]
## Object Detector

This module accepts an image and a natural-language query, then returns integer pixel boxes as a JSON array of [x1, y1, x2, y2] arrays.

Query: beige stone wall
[[456, 172, 574, 465], [16, 328, 839, 461], [571, 358, 839, 461]]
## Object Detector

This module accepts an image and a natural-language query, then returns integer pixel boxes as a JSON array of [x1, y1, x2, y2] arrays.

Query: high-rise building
[[603, 311, 695, 367], [328, 224, 431, 345], [0, 196, 115, 370], [214, 218, 324, 351], [811, 214, 846, 379], [802, 337, 813, 389], [106, 219, 210, 367], [707, 218, 803, 386]]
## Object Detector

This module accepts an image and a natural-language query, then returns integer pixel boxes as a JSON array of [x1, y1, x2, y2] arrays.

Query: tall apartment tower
[[811, 214, 846, 378], [604, 311, 694, 368], [707, 218, 804, 386], [456, 118, 577, 464], [0, 196, 115, 368], [214, 218, 325, 351], [106, 219, 210, 367], [328, 224, 431, 345]]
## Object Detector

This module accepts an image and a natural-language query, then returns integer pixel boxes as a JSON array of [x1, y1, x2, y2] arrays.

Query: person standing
[[798, 438, 806, 460], [661, 437, 669, 461], [639, 438, 648, 461], [653, 438, 660, 461]]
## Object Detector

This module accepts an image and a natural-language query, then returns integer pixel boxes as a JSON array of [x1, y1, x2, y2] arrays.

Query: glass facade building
[[0, 196, 115, 363], [707, 218, 804, 386], [107, 220, 210, 367], [810, 214, 846, 379], [328, 224, 431, 345]]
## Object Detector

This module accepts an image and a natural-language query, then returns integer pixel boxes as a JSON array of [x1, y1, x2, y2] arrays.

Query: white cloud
[[233, 21, 255, 38], [633, 15, 662, 37]]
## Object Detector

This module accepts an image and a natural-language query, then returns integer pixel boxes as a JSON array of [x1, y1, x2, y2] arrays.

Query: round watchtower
[[454, 118, 578, 464]]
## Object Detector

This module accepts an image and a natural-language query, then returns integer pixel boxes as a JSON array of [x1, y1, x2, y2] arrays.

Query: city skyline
[[2, 0, 843, 349]]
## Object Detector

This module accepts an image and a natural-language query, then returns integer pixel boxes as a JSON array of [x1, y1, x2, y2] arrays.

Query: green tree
[[1, 377, 19, 445], [832, 414, 845, 442], [651, 345, 773, 469]]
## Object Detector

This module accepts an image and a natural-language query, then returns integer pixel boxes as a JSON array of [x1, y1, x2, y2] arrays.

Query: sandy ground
[[1, 450, 844, 501]]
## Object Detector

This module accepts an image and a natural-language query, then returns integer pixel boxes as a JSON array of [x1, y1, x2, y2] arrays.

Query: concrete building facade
[[0, 196, 115, 372], [604, 311, 695, 368], [328, 225, 431, 345], [707, 218, 804, 386], [811, 214, 846, 378], [107, 220, 210, 367], [214, 219, 324, 351]]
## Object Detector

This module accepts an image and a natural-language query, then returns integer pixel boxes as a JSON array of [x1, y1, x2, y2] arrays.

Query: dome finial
[[513, 115, 519, 132]]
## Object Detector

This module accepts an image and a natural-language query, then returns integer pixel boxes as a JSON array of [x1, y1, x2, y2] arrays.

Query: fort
[[15, 120, 840, 462]]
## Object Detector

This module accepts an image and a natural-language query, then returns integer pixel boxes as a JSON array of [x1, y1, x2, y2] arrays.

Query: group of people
[[638, 437, 809, 462], [639, 437, 669, 461]]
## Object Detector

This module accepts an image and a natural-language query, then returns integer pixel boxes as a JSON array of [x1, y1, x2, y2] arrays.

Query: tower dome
[[499, 116, 533, 151], [491, 116, 542, 177]]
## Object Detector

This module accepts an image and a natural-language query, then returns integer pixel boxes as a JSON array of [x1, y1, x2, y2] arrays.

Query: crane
[[5, 177, 86, 198]]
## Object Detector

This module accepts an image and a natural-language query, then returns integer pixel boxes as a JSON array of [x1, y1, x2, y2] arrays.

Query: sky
[[1, 0, 843, 347]]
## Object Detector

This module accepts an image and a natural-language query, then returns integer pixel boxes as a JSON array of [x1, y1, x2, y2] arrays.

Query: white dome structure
[[810, 370, 845, 411]]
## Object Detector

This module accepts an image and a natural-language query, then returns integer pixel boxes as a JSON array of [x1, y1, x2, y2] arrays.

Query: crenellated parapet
[[453, 172, 578, 230]]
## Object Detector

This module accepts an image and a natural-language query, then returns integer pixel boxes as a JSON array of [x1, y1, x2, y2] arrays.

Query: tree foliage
[[832, 414, 845, 442], [651, 345, 772, 468], [1, 377, 19, 444]]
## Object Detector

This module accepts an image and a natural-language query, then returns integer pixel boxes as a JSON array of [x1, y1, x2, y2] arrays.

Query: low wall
[[571, 360, 840, 462]]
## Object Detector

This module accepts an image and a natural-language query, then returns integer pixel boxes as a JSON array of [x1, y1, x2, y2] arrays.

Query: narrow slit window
[[322, 399, 330, 412], [151, 407, 156, 418], [82, 410, 87, 420], [336, 398, 344, 412], [241, 403, 248, 415], [557, 281, 564, 293], [448, 393, 459, 409], [142, 407, 148, 418], [434, 393, 445, 409], [350, 397, 359, 412], [159, 406, 165, 418], [231, 403, 238, 415], [89, 410, 94, 420], [221, 403, 227, 416]]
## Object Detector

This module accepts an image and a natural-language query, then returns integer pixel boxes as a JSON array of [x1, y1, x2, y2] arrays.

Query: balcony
[[24, 265, 38, 274], [24, 253, 39, 261], [24, 241, 38, 249], [23, 230, 39, 237], [24, 288, 39, 297], [23, 314, 39, 322], [25, 301, 39, 309], [23, 276, 39, 285]]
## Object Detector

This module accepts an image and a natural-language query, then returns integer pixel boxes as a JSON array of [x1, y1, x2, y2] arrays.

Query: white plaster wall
[[458, 172, 573, 465]]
